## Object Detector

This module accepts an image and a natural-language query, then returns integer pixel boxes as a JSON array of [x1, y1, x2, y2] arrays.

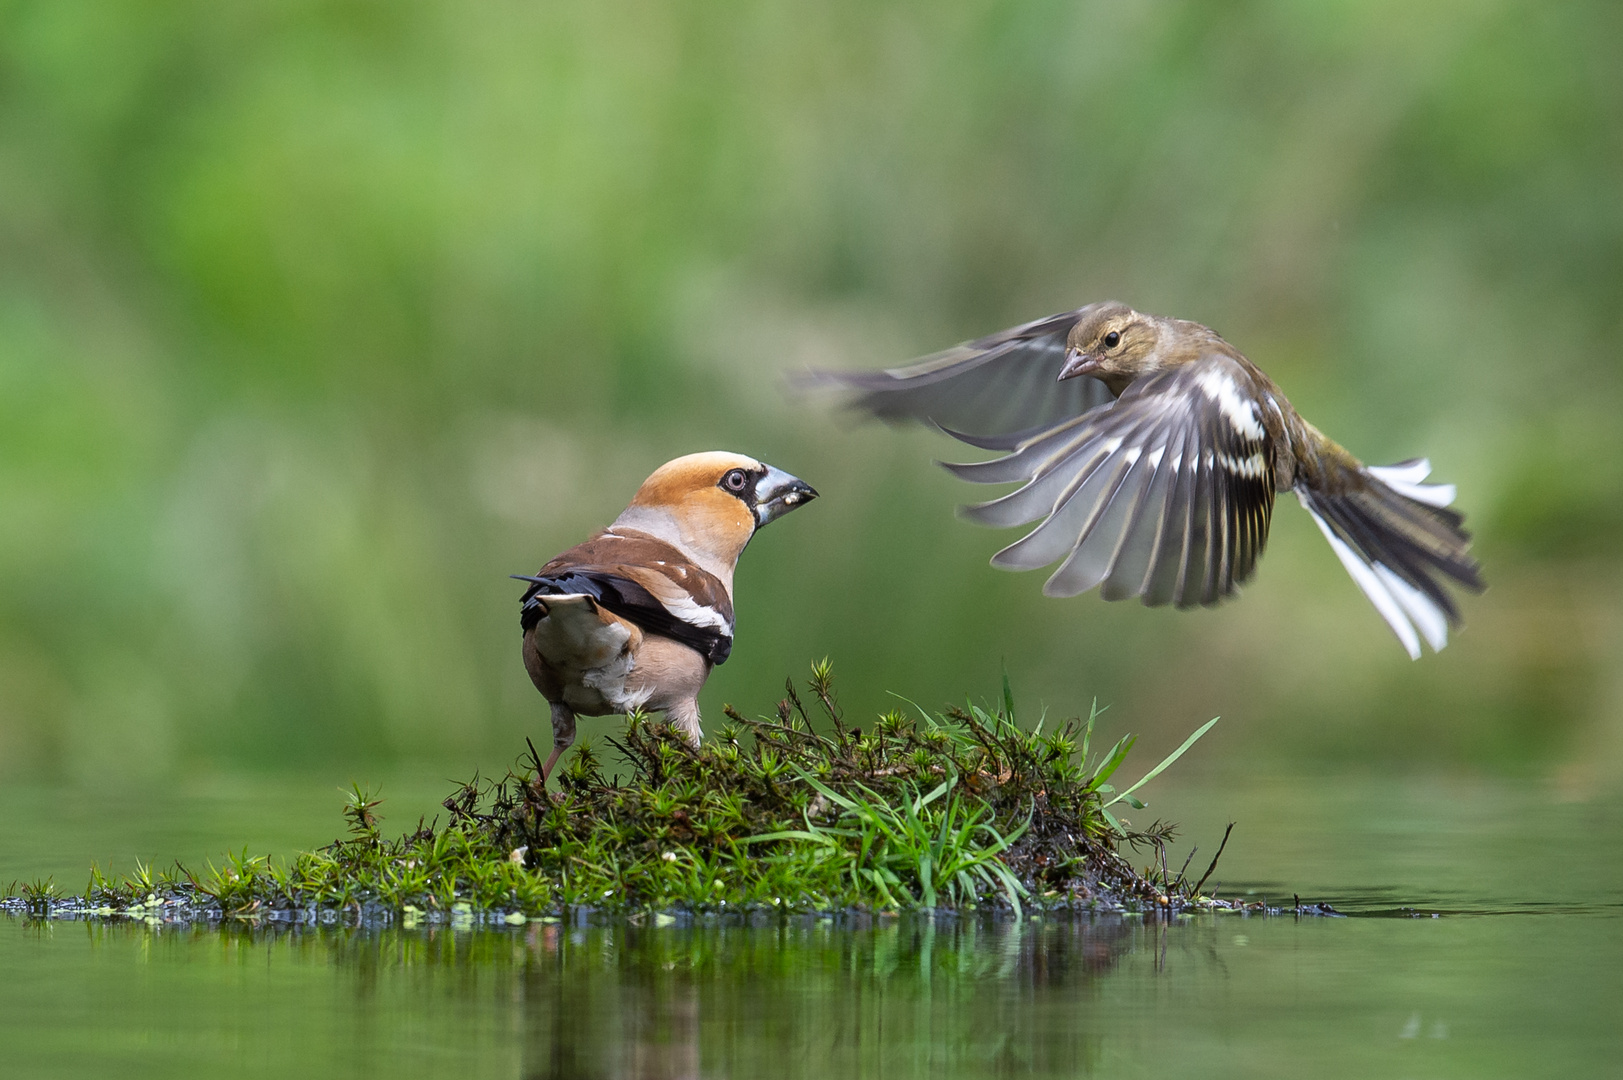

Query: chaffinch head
[[811, 302, 1483, 659], [515, 451, 816, 781]]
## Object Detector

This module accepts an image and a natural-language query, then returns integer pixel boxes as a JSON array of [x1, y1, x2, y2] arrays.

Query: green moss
[[5, 664, 1251, 923]]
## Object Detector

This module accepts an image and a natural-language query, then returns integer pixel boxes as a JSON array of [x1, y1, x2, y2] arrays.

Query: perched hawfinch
[[812, 301, 1483, 658], [514, 452, 816, 781]]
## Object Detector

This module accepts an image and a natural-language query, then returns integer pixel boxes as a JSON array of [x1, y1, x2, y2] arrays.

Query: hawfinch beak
[[1058, 347, 1101, 381], [753, 465, 818, 527]]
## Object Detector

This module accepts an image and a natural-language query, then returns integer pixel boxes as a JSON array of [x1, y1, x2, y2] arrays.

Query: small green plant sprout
[[2, 663, 1253, 924], [343, 783, 384, 843], [19, 878, 57, 918]]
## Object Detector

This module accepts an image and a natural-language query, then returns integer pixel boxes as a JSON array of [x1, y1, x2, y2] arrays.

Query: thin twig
[[1191, 822, 1235, 897], [1174, 846, 1197, 890], [946, 705, 1007, 773], [731, 711, 841, 753]]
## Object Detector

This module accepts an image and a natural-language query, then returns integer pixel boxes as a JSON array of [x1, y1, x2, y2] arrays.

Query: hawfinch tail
[[514, 452, 816, 781], [812, 301, 1483, 658]]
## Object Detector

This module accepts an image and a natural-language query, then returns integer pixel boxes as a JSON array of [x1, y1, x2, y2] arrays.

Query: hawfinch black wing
[[516, 531, 736, 665], [808, 307, 1116, 445], [943, 352, 1276, 607]]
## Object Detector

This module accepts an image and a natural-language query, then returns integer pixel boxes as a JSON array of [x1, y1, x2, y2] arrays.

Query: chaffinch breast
[[514, 451, 816, 781], [812, 301, 1483, 658]]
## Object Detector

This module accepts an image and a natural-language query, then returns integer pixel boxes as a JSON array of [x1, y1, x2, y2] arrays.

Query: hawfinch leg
[[665, 699, 703, 748], [543, 700, 577, 782]]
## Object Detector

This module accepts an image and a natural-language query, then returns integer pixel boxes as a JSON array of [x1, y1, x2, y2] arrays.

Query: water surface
[[3, 773, 1619, 1078]]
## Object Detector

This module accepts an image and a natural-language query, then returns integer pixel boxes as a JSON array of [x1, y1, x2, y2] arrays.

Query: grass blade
[[1088, 734, 1137, 790], [1106, 717, 1218, 809]]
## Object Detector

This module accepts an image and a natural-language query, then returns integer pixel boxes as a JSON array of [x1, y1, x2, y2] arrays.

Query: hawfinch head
[[613, 451, 817, 584]]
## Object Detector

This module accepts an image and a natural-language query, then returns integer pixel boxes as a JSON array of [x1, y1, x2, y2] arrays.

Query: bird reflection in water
[[520, 917, 1152, 1079]]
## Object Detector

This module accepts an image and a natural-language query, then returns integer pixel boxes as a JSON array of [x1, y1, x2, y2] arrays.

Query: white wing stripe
[[1217, 451, 1269, 479], [656, 592, 733, 633]]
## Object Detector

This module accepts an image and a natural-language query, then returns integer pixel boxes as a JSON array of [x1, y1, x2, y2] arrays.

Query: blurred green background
[[1, 0, 1619, 792]]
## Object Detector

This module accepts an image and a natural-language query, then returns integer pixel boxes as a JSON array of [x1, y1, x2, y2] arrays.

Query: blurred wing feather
[[948, 354, 1277, 608], [804, 305, 1116, 442]]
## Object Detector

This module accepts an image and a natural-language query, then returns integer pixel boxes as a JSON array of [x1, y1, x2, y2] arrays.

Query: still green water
[[2, 773, 1619, 1078]]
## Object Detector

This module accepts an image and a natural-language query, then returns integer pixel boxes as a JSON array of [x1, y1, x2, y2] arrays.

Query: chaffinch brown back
[[811, 301, 1482, 658], [515, 451, 816, 781]]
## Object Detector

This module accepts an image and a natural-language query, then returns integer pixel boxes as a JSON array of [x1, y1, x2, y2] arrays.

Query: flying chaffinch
[[514, 451, 816, 781], [811, 301, 1483, 658]]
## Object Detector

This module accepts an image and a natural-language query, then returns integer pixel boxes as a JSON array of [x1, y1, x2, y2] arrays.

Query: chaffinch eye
[[722, 469, 749, 493], [1103, 331, 1121, 349]]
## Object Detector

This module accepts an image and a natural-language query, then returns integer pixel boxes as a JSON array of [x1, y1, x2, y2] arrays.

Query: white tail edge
[[1366, 459, 1456, 509], [1298, 491, 1455, 660]]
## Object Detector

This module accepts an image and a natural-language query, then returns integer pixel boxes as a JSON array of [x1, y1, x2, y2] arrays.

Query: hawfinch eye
[[1103, 330, 1121, 349], [722, 469, 749, 493]]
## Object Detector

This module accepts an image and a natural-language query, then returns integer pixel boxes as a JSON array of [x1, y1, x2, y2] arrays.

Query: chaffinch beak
[[1058, 346, 1101, 381], [752, 465, 818, 528]]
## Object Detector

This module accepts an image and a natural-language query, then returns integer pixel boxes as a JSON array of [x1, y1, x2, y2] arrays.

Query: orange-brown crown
[[614, 452, 766, 584]]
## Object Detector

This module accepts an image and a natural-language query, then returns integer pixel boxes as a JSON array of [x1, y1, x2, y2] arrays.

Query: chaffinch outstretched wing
[[811, 302, 1482, 658], [810, 307, 1116, 439], [516, 452, 815, 781]]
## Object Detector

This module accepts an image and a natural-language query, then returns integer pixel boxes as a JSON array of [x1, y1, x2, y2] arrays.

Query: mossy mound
[[4, 665, 1258, 924]]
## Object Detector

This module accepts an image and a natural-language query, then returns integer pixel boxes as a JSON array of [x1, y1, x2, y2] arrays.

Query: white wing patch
[[1194, 366, 1266, 441], [632, 572, 734, 634], [656, 591, 732, 633], [1367, 459, 1456, 508]]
